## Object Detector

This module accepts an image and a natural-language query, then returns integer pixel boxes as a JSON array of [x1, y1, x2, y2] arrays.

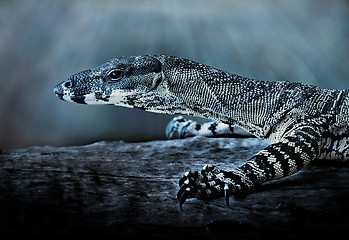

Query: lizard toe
[[166, 116, 195, 139]]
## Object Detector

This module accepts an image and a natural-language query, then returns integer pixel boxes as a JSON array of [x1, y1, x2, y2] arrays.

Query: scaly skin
[[54, 55, 349, 209]]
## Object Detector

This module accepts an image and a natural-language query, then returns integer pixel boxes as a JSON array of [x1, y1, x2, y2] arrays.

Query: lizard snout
[[53, 84, 64, 100]]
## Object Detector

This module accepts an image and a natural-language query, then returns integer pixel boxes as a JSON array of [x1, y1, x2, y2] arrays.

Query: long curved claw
[[165, 120, 176, 140], [177, 171, 200, 210], [165, 116, 185, 139], [177, 183, 190, 201], [178, 125, 187, 139], [178, 120, 193, 139], [224, 184, 233, 210], [178, 187, 191, 210]]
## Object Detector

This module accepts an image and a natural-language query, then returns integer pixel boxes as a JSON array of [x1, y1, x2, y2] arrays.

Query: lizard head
[[53, 55, 176, 111]]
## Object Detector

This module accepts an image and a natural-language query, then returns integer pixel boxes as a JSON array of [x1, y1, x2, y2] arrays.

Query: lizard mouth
[[55, 93, 64, 100], [70, 96, 86, 104], [53, 85, 87, 104], [53, 86, 64, 100]]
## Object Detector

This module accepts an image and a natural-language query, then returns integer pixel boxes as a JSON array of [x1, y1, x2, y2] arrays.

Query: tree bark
[[1, 137, 348, 239]]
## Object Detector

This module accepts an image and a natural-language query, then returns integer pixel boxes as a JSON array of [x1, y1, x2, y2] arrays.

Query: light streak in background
[[0, 0, 348, 148]]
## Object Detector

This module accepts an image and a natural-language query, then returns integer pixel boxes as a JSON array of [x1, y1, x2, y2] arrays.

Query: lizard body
[[54, 55, 349, 209]]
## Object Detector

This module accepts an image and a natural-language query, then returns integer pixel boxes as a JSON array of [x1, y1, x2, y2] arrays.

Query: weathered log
[[0, 137, 348, 239]]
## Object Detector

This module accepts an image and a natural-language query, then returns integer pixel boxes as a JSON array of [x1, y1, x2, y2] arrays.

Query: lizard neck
[[156, 55, 306, 138]]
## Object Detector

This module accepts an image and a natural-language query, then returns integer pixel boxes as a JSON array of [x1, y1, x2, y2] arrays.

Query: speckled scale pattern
[[53, 55, 349, 208]]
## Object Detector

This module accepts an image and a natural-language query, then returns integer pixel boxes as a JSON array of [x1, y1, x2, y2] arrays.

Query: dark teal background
[[1, 0, 348, 148]]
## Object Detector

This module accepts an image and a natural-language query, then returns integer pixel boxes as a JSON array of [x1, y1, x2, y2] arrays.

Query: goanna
[[53, 55, 349, 209]]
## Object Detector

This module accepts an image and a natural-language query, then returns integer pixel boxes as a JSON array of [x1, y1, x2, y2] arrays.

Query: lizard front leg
[[178, 119, 326, 209], [166, 116, 252, 139]]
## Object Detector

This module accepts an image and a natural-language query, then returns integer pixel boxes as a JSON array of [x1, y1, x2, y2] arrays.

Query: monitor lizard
[[53, 55, 349, 209]]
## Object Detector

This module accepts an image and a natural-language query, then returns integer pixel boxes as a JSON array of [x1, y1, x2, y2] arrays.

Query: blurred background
[[0, 0, 348, 149]]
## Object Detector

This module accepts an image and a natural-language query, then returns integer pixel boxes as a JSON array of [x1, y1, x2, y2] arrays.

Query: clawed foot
[[177, 165, 241, 210], [166, 116, 195, 139]]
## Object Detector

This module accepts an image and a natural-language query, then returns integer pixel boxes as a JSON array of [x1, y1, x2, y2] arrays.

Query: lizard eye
[[107, 69, 124, 81], [64, 80, 74, 88]]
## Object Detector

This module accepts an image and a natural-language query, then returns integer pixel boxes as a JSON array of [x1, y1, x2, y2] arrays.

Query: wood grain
[[1, 137, 348, 239]]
